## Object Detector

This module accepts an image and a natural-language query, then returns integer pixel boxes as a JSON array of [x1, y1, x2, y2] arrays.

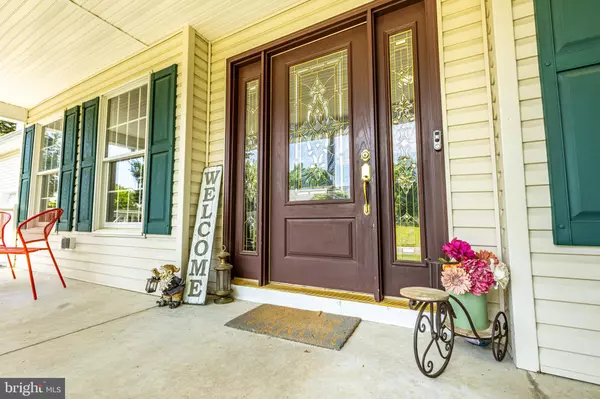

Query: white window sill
[[52, 229, 175, 240], [91, 229, 145, 238]]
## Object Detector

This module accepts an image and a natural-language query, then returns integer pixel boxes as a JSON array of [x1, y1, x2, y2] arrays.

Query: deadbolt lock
[[360, 149, 371, 162], [360, 149, 371, 182]]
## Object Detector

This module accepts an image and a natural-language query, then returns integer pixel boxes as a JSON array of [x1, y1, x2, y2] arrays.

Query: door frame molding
[[223, 0, 446, 300]]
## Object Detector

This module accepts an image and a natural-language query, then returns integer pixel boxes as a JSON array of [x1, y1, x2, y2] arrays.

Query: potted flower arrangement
[[439, 238, 510, 331]]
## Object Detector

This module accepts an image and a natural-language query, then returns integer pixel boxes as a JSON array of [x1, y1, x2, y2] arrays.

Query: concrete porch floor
[[1, 268, 599, 399]]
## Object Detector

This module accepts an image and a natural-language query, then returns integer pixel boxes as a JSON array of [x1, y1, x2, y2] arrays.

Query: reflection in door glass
[[389, 30, 421, 261], [288, 50, 351, 202], [243, 80, 260, 252]]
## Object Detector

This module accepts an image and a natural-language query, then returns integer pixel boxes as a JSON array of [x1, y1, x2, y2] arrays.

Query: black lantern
[[214, 247, 233, 304], [145, 276, 159, 293]]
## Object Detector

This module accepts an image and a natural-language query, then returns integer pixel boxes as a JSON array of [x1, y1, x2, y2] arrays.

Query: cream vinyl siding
[[24, 33, 185, 293], [513, 0, 600, 384], [439, 0, 501, 314], [440, 0, 499, 253]]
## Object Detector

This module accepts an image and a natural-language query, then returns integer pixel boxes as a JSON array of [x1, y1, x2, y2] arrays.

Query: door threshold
[[231, 278, 417, 328], [233, 278, 410, 309]]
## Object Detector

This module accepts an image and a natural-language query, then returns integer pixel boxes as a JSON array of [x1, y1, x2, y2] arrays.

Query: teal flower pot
[[452, 292, 488, 331]]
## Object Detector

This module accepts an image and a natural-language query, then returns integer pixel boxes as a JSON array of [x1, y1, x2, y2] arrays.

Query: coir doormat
[[225, 304, 361, 351]]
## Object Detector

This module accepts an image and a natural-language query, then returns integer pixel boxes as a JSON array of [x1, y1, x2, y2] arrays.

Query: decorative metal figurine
[[145, 264, 186, 308]]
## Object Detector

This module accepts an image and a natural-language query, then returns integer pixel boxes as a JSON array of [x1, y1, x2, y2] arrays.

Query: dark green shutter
[[534, 0, 600, 245], [17, 125, 35, 223], [56, 106, 80, 231], [144, 64, 177, 235], [76, 98, 99, 232]]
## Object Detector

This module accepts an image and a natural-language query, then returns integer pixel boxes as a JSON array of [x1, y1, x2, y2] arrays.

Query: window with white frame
[[101, 84, 148, 228], [36, 119, 63, 212]]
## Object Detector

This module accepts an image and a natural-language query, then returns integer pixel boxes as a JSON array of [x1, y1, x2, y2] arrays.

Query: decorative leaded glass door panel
[[288, 50, 351, 202], [270, 24, 378, 293]]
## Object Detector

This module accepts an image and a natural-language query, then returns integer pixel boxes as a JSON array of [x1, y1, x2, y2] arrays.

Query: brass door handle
[[360, 149, 371, 215], [362, 180, 371, 215]]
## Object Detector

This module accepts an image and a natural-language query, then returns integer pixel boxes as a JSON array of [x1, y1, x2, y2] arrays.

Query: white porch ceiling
[[0, 0, 308, 110]]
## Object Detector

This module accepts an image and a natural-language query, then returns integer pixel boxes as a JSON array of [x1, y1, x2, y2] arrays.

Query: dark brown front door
[[270, 24, 378, 293], [228, 0, 446, 298]]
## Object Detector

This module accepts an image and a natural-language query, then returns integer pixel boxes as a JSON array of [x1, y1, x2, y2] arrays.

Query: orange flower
[[442, 263, 459, 271], [477, 250, 498, 265]]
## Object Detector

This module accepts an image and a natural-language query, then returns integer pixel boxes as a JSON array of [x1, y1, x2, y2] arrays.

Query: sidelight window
[[388, 30, 421, 261], [242, 79, 260, 252]]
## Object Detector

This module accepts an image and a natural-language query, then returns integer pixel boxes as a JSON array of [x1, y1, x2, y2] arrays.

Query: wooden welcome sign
[[184, 165, 223, 305]]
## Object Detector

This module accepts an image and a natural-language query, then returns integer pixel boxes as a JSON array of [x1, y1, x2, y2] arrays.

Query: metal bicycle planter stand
[[400, 287, 510, 378]]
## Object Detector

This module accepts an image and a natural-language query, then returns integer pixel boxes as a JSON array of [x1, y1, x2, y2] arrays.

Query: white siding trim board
[[0, 101, 27, 122], [487, 0, 539, 371], [176, 26, 196, 275]]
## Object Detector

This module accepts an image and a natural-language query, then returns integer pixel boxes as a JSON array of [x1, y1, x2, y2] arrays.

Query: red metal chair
[[0, 211, 16, 279], [0, 208, 66, 300]]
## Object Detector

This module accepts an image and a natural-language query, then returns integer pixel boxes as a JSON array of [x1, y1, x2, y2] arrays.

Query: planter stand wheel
[[400, 287, 455, 379], [448, 294, 510, 362], [401, 287, 510, 378], [492, 311, 509, 361]]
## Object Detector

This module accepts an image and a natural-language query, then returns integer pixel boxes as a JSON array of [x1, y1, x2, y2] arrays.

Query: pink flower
[[462, 258, 495, 296], [442, 238, 476, 262], [441, 267, 472, 295]]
